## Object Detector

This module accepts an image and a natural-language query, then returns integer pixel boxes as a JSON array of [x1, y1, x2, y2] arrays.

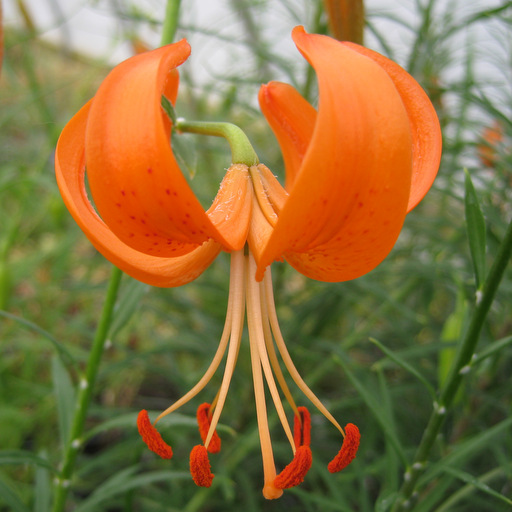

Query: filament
[[263, 268, 345, 437], [260, 280, 299, 418], [204, 250, 245, 448], [154, 249, 240, 424], [247, 254, 295, 451]]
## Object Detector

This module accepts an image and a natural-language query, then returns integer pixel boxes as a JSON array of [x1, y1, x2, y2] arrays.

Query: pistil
[[246, 253, 283, 500], [137, 163, 360, 495]]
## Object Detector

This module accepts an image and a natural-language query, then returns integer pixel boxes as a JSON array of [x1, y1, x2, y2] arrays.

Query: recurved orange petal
[[255, 26, 412, 282], [258, 82, 316, 190], [84, 40, 246, 256], [55, 101, 221, 288], [341, 42, 442, 212]]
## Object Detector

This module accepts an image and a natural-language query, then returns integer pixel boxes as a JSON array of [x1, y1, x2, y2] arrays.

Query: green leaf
[[441, 466, 512, 507], [333, 352, 408, 466], [423, 416, 512, 481], [434, 467, 511, 512], [0, 310, 75, 367], [0, 477, 30, 512], [52, 356, 76, 450], [438, 288, 467, 390], [161, 95, 177, 125], [109, 279, 149, 339], [0, 450, 56, 472], [172, 132, 198, 180], [82, 411, 203, 442], [370, 337, 436, 399], [464, 169, 487, 289], [34, 458, 51, 512], [471, 335, 512, 366], [74, 467, 190, 512]]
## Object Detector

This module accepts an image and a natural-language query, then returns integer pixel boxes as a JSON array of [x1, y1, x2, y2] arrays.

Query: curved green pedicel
[[175, 119, 259, 167]]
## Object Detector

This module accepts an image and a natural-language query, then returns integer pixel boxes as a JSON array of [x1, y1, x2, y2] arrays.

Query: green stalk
[[51, 266, 123, 512], [161, 0, 181, 46], [176, 119, 259, 167], [391, 215, 512, 511]]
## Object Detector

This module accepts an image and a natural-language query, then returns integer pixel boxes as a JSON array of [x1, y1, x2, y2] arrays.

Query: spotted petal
[[84, 40, 249, 256], [342, 42, 442, 212], [256, 27, 413, 281], [55, 101, 221, 288]]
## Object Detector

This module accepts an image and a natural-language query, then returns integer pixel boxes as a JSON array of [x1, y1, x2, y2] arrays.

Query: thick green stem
[[176, 119, 259, 166], [51, 267, 123, 512], [161, 0, 181, 46], [392, 216, 512, 511]]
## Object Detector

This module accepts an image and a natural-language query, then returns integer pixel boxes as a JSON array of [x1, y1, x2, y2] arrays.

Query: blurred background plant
[[1, 0, 511, 511]]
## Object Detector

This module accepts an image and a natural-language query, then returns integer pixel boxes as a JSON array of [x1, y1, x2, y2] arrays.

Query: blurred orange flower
[[55, 26, 441, 498], [478, 121, 504, 168]]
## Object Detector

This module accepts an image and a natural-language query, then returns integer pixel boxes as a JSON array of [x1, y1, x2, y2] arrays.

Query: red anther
[[137, 409, 173, 459], [274, 445, 313, 489], [293, 406, 311, 447], [196, 403, 221, 453], [327, 423, 360, 473], [190, 445, 214, 487]]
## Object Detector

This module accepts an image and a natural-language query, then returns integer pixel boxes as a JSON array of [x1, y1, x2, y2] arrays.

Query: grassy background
[[1, 0, 512, 511]]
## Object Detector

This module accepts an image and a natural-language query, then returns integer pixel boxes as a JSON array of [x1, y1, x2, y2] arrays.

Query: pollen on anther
[[190, 445, 214, 487], [327, 423, 360, 473], [274, 446, 312, 489], [196, 403, 221, 453], [293, 406, 311, 447], [137, 410, 173, 459]]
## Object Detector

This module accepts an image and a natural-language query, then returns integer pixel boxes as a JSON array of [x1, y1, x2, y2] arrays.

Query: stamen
[[248, 255, 295, 451], [190, 445, 214, 487], [154, 249, 244, 428], [153, 285, 233, 424], [261, 288, 299, 418], [203, 250, 245, 449], [263, 270, 345, 436], [196, 403, 221, 453], [293, 406, 311, 447], [274, 445, 312, 489], [137, 410, 173, 459], [327, 423, 361, 473]]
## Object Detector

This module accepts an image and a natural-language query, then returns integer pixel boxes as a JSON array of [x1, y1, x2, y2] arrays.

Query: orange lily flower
[[55, 26, 441, 499]]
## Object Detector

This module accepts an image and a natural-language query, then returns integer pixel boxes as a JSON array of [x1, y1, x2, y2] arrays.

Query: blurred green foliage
[[1, 1, 512, 511]]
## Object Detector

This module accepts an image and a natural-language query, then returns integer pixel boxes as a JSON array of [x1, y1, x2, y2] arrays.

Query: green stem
[[176, 119, 259, 166], [161, 0, 181, 46], [51, 266, 123, 512], [391, 215, 512, 511]]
